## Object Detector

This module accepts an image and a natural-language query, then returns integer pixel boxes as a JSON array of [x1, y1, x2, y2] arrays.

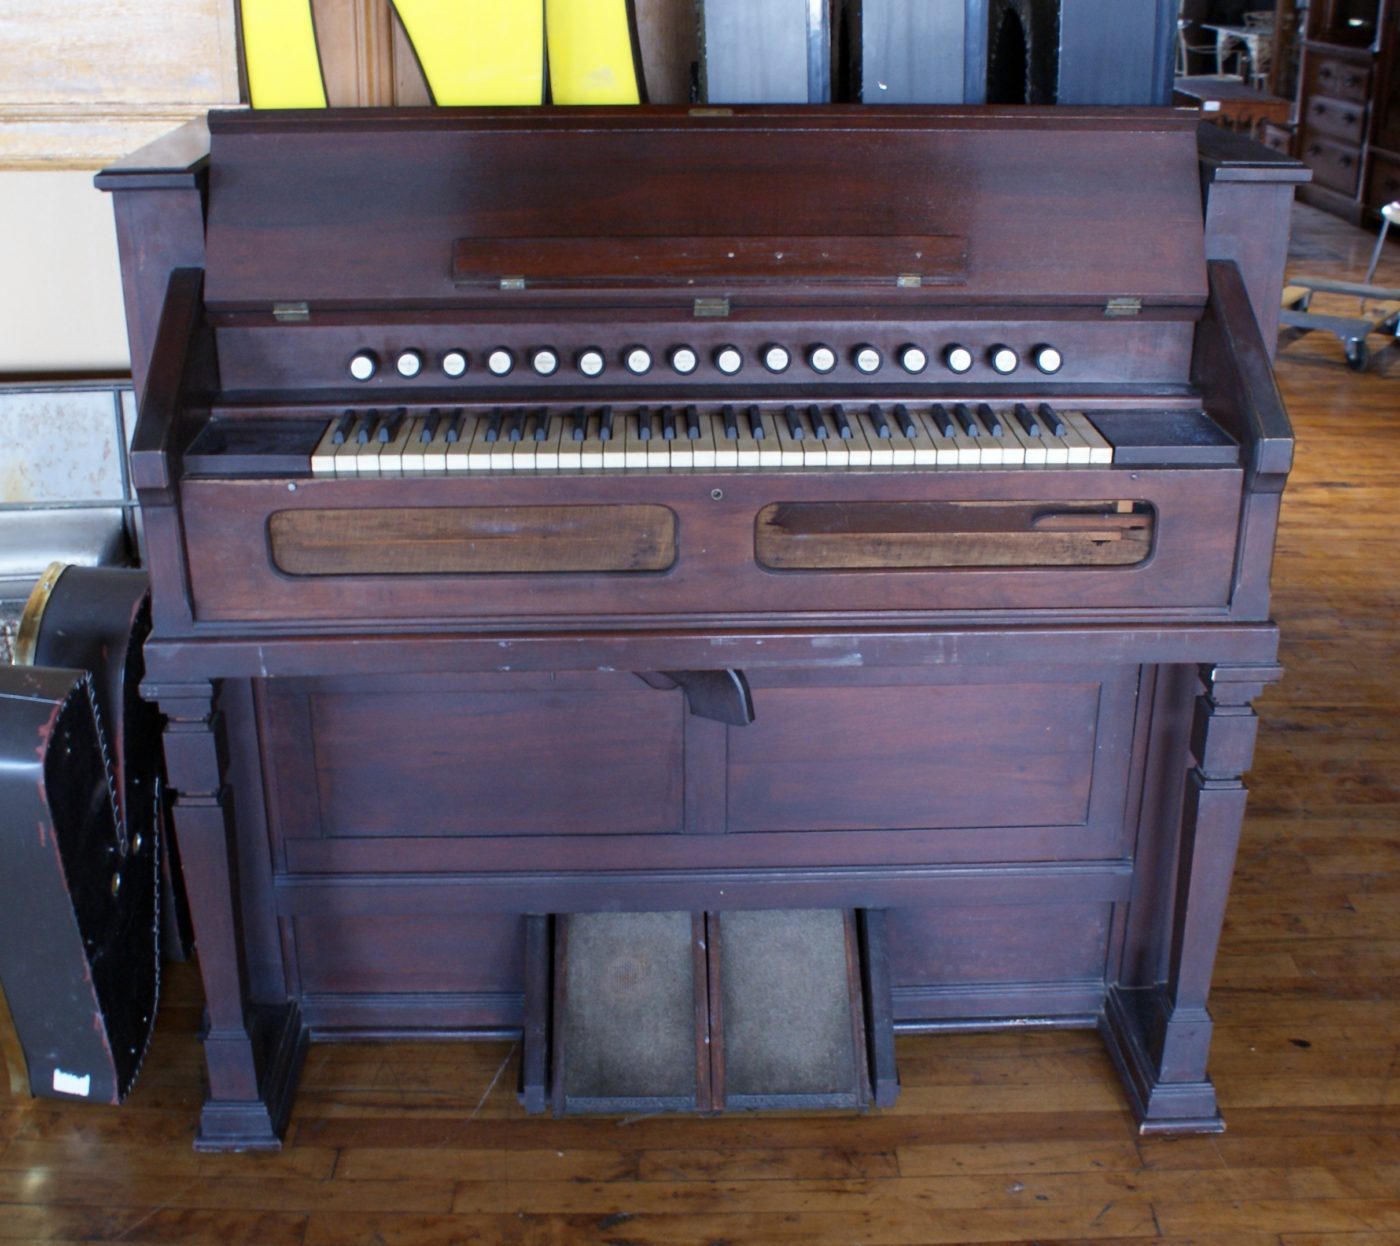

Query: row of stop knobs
[[349, 341, 1064, 382]]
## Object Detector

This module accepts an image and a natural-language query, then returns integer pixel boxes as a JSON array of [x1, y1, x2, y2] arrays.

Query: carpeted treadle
[[717, 909, 863, 1106], [558, 911, 698, 1110]]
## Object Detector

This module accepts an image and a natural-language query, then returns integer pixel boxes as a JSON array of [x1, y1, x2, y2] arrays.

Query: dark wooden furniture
[[1174, 75, 1293, 137], [98, 106, 1297, 1151], [1295, 0, 1400, 221]]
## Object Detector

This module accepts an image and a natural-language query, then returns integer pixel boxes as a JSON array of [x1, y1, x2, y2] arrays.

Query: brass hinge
[[1105, 296, 1143, 317], [897, 273, 923, 289], [499, 276, 526, 291], [690, 107, 734, 117], [693, 296, 731, 318], [272, 301, 310, 322]]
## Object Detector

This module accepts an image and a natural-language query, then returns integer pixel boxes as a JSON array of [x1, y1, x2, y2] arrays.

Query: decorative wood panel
[[0, 0, 239, 168]]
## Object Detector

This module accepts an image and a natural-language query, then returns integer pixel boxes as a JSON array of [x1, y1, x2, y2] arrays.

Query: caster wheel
[[1345, 339, 1370, 371]]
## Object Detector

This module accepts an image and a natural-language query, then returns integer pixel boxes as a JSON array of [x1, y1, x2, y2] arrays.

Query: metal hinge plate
[[694, 297, 731, 318], [1105, 296, 1143, 317], [272, 302, 310, 323]]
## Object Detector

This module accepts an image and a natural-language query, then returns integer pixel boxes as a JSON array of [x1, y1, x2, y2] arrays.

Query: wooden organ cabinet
[[98, 107, 1301, 1150], [1296, 0, 1400, 220]]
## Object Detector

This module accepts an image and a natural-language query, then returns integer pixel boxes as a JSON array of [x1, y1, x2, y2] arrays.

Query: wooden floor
[[2, 205, 1398, 1246]]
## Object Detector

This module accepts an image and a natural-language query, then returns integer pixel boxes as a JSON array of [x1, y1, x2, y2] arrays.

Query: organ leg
[[1102, 661, 1280, 1134], [152, 680, 305, 1151]]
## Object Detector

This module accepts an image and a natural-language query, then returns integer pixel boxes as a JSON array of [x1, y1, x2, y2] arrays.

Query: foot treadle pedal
[[519, 908, 899, 1114]]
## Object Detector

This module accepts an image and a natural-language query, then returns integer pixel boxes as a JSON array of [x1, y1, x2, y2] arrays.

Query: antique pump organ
[[99, 106, 1299, 1148]]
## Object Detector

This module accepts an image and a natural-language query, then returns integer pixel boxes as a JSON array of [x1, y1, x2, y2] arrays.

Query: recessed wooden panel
[[451, 234, 967, 289], [756, 501, 1153, 569], [269, 504, 676, 575], [726, 681, 1102, 832], [887, 903, 1113, 987], [293, 913, 524, 994], [307, 686, 685, 836]]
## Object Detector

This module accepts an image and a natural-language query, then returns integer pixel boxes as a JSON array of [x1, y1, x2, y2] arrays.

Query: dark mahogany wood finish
[[98, 107, 1299, 1150]]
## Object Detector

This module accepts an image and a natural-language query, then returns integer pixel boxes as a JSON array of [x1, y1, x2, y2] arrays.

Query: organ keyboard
[[291, 402, 1114, 474], [98, 106, 1299, 1150]]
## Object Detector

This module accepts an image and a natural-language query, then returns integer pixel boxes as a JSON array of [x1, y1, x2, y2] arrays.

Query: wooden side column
[[1103, 660, 1281, 1134], [150, 679, 305, 1151]]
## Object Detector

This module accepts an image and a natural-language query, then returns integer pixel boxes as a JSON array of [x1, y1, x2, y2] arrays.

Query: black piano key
[[356, 412, 377, 444], [506, 408, 526, 442], [976, 403, 1002, 437], [833, 404, 852, 438], [332, 411, 355, 445], [929, 403, 955, 437], [809, 404, 829, 440], [1039, 403, 1067, 436], [685, 405, 702, 440], [869, 404, 891, 439], [895, 403, 918, 438], [420, 411, 439, 443], [661, 406, 677, 441], [571, 407, 588, 441], [378, 411, 405, 443], [484, 408, 503, 443], [637, 407, 653, 441], [598, 406, 614, 442], [748, 406, 766, 439], [784, 405, 804, 439], [1014, 402, 1041, 437], [954, 403, 979, 437], [444, 410, 465, 444], [533, 407, 551, 440], [722, 404, 739, 440]]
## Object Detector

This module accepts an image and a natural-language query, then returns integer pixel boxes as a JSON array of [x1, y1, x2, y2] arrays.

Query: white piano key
[[799, 408, 828, 467], [462, 413, 498, 471], [578, 411, 609, 470], [820, 408, 850, 466], [646, 410, 672, 469], [753, 409, 783, 468], [534, 415, 563, 471], [1064, 410, 1113, 463], [599, 410, 627, 470], [971, 406, 1005, 466], [376, 413, 414, 474], [399, 416, 430, 473], [838, 409, 873, 467], [855, 408, 895, 466], [1051, 410, 1094, 465], [349, 414, 384, 475], [985, 406, 1026, 466], [905, 408, 939, 466], [511, 410, 545, 471], [489, 410, 522, 471], [885, 405, 920, 465], [917, 407, 962, 465], [732, 407, 763, 467], [310, 418, 346, 476], [713, 408, 741, 468], [434, 412, 467, 472], [1003, 407, 1048, 466], [623, 411, 650, 469], [773, 408, 807, 467], [690, 419, 717, 469]]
